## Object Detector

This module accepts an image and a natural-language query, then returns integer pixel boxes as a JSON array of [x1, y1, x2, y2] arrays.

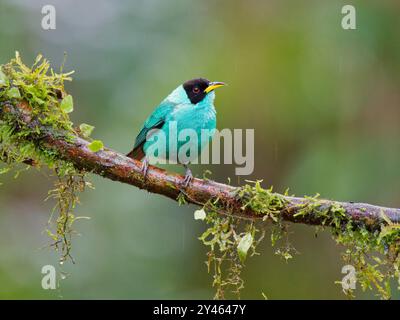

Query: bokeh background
[[0, 0, 399, 299]]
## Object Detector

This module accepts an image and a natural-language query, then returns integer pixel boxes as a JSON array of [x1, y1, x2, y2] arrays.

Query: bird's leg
[[141, 157, 149, 180], [182, 163, 193, 188]]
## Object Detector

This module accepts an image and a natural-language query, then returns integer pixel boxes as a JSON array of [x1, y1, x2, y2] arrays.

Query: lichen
[[0, 52, 93, 264]]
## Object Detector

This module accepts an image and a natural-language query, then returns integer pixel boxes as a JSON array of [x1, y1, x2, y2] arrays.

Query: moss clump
[[197, 181, 295, 299], [197, 180, 400, 299], [335, 214, 400, 299], [0, 52, 92, 263], [198, 208, 264, 299], [236, 180, 288, 219], [290, 194, 400, 299], [235, 181, 297, 261]]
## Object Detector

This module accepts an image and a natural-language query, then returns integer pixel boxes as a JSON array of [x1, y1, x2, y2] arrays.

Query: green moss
[[198, 181, 292, 298], [1, 54, 399, 299], [236, 180, 287, 220], [199, 180, 400, 299], [198, 210, 263, 299], [288, 194, 399, 299], [0, 52, 92, 264]]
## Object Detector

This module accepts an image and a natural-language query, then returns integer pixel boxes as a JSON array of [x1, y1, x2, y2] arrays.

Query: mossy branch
[[1, 99, 399, 229], [1, 53, 399, 299]]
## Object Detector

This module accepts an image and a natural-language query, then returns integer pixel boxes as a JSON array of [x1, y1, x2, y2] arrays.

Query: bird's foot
[[182, 166, 193, 188], [141, 157, 149, 180]]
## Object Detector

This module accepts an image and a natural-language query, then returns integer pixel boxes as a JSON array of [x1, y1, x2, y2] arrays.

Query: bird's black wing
[[127, 101, 174, 160]]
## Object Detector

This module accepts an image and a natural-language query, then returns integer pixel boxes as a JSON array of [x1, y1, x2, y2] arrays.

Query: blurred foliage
[[0, 0, 399, 299]]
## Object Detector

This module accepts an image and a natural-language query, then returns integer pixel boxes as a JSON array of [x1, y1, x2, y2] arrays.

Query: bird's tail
[[126, 146, 145, 160]]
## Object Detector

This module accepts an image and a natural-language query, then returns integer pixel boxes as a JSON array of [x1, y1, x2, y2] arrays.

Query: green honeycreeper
[[127, 78, 225, 186]]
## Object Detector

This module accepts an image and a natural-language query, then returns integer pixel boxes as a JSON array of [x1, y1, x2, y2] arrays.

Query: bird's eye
[[193, 87, 200, 94]]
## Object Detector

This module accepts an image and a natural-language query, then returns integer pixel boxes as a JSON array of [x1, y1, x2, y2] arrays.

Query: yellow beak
[[204, 81, 226, 93]]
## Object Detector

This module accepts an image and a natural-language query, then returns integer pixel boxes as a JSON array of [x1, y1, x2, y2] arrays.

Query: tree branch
[[1, 100, 400, 228]]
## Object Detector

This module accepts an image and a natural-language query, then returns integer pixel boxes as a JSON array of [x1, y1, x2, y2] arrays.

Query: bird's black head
[[183, 78, 210, 104], [183, 78, 226, 104]]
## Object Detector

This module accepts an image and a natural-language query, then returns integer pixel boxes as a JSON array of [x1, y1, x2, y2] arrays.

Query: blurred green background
[[0, 0, 399, 299]]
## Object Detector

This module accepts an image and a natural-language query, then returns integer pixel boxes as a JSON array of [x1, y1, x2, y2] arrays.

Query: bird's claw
[[182, 166, 193, 188], [141, 158, 149, 180]]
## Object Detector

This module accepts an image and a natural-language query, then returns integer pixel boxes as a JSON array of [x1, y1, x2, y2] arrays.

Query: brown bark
[[1, 101, 400, 228]]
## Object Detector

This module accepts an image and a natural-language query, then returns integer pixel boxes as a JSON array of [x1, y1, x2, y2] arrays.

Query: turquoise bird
[[127, 78, 226, 186]]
